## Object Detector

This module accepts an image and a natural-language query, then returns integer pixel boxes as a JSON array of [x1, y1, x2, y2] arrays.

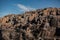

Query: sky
[[0, 0, 60, 17]]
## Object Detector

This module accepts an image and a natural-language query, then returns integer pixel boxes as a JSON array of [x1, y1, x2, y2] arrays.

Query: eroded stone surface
[[0, 8, 60, 40]]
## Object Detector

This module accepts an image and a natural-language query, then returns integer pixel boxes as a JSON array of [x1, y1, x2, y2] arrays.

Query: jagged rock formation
[[0, 7, 60, 40]]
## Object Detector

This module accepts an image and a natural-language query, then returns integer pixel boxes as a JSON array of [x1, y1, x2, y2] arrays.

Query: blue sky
[[0, 0, 60, 17]]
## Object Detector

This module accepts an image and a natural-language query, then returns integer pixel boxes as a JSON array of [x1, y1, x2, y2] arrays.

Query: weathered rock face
[[0, 8, 60, 40]]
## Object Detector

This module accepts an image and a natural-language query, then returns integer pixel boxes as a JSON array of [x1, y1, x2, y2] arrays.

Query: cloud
[[17, 4, 35, 12]]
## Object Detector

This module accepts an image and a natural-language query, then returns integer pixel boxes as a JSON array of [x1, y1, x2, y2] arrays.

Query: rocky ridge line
[[0, 7, 60, 40]]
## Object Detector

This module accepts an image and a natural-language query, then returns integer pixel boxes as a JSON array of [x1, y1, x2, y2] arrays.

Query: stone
[[0, 8, 60, 40]]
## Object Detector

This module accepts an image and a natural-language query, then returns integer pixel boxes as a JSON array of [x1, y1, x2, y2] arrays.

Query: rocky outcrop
[[0, 8, 60, 40]]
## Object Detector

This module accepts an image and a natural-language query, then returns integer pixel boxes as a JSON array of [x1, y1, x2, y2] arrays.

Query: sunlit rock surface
[[0, 8, 60, 40]]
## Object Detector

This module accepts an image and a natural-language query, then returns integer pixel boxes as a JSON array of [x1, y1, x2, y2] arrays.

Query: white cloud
[[17, 4, 35, 12]]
